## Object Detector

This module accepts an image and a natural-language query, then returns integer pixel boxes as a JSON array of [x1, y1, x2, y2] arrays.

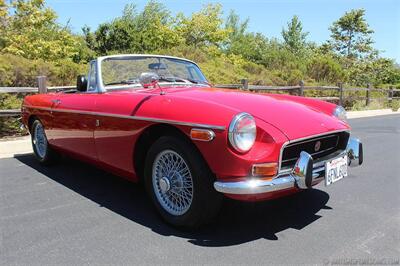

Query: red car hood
[[165, 86, 349, 140]]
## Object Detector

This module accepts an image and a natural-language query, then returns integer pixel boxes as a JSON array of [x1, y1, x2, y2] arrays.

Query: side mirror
[[76, 75, 88, 92], [139, 72, 160, 88]]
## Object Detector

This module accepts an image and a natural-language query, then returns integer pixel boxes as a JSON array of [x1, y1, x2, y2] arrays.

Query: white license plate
[[325, 155, 348, 186]]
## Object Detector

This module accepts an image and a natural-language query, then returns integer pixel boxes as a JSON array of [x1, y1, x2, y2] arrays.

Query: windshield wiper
[[158, 76, 187, 83], [159, 76, 208, 85], [186, 78, 209, 85], [105, 80, 138, 86]]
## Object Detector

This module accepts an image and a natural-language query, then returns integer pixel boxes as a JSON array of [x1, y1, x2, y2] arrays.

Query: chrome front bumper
[[214, 137, 363, 195]]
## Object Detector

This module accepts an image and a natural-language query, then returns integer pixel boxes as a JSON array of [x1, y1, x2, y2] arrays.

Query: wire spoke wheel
[[33, 122, 48, 159], [152, 150, 194, 216]]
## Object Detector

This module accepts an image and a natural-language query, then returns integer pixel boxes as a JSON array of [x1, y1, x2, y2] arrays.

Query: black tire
[[144, 136, 222, 229], [30, 119, 58, 165]]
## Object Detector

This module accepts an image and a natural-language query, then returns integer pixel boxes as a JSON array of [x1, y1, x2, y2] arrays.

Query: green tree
[[228, 32, 269, 64], [91, 4, 139, 54], [372, 59, 400, 85], [223, 10, 250, 54], [90, 1, 182, 54], [1, 0, 82, 61], [135, 1, 182, 52], [176, 4, 228, 48], [281, 15, 308, 54], [0, 0, 7, 26], [1, 0, 399, 90], [347, 57, 400, 86], [82, 25, 96, 51], [329, 9, 374, 59], [0, 0, 8, 49], [225, 10, 249, 44]]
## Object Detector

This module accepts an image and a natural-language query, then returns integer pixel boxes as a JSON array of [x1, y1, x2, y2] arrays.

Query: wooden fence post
[[366, 83, 371, 106], [388, 86, 393, 107], [241, 78, 248, 90], [338, 82, 343, 106], [37, 76, 47, 94], [299, 80, 304, 96]]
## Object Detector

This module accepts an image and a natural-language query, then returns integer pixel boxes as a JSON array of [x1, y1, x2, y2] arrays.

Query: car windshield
[[101, 56, 208, 89]]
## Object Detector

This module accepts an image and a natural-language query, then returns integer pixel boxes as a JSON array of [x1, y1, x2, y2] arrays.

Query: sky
[[46, 0, 400, 63]]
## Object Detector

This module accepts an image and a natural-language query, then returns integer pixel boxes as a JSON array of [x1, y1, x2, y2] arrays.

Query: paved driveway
[[1, 115, 399, 265]]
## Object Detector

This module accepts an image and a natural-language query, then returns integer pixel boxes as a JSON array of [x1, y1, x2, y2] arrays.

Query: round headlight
[[228, 113, 256, 153], [333, 106, 347, 122]]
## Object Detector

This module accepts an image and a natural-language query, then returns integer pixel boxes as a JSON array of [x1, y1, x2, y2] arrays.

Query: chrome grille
[[281, 131, 349, 169]]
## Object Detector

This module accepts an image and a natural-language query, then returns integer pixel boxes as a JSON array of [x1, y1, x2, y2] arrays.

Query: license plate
[[325, 155, 348, 186]]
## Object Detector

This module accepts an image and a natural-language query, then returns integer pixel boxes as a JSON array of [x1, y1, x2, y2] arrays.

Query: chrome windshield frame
[[96, 54, 207, 92]]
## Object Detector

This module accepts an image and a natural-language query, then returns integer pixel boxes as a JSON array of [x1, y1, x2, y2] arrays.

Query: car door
[[93, 91, 157, 177], [50, 62, 98, 161]]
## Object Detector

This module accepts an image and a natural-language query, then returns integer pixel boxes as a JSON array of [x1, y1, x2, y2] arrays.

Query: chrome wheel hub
[[152, 150, 194, 216], [33, 123, 47, 159], [159, 177, 171, 193]]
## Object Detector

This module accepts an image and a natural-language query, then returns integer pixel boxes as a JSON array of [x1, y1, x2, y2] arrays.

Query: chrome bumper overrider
[[214, 137, 363, 195]]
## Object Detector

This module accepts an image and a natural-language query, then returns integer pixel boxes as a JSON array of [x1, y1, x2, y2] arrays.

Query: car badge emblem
[[314, 141, 321, 152]]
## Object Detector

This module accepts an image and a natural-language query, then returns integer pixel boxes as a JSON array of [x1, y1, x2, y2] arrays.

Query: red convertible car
[[22, 54, 363, 228]]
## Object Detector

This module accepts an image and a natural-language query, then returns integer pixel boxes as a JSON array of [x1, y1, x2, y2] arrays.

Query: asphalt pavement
[[1, 114, 399, 265]]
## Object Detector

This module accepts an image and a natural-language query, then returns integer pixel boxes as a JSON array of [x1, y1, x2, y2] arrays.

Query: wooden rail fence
[[1, 76, 399, 118]]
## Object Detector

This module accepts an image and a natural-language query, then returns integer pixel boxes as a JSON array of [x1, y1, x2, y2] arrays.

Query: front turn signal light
[[190, 128, 215, 142], [252, 162, 278, 177]]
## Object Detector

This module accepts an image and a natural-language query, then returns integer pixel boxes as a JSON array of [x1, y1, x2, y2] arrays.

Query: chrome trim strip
[[24, 105, 226, 131], [97, 54, 199, 66], [278, 129, 349, 173], [284, 134, 339, 148], [286, 129, 349, 144], [214, 176, 296, 195]]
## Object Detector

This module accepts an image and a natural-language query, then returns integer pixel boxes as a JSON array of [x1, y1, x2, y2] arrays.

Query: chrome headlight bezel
[[228, 112, 257, 153], [333, 106, 347, 122]]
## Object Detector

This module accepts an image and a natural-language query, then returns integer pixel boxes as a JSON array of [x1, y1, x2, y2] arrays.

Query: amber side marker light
[[252, 162, 278, 177], [190, 128, 215, 142]]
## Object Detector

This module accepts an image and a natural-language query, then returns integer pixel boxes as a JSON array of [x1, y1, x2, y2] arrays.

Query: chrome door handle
[[51, 99, 61, 105]]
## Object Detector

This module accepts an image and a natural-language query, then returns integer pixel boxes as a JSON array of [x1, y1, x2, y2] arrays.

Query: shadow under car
[[14, 153, 331, 247]]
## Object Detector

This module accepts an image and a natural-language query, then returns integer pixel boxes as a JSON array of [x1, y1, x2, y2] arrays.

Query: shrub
[[307, 54, 345, 84], [0, 54, 87, 87]]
